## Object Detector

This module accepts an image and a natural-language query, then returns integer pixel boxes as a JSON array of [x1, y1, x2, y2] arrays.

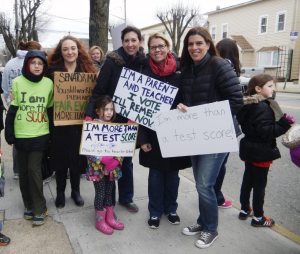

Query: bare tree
[[157, 3, 198, 55], [89, 0, 110, 53], [0, 0, 43, 57]]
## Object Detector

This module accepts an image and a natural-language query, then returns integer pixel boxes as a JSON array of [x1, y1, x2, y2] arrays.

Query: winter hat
[[22, 50, 48, 82]]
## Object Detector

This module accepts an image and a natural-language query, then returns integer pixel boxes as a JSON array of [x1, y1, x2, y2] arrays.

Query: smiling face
[[90, 48, 102, 62], [149, 38, 168, 65], [187, 34, 210, 64], [61, 39, 78, 64], [29, 57, 44, 76], [122, 31, 141, 56]]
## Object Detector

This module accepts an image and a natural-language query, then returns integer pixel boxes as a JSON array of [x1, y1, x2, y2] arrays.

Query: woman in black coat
[[139, 33, 191, 229], [85, 26, 145, 213], [178, 27, 243, 248], [47, 35, 97, 208]]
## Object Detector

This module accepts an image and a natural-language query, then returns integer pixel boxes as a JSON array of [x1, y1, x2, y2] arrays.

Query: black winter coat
[[46, 65, 86, 171], [85, 47, 145, 121], [138, 59, 191, 171], [237, 95, 291, 162], [180, 53, 243, 115]]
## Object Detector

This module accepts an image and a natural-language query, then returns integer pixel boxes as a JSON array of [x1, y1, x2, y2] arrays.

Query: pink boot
[[95, 209, 113, 235], [106, 206, 124, 230]]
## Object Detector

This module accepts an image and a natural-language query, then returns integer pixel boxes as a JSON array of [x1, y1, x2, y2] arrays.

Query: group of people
[[0, 24, 297, 249]]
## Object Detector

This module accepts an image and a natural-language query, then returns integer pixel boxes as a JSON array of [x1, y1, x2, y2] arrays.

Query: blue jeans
[[191, 153, 227, 233], [148, 168, 180, 218], [117, 157, 134, 204]]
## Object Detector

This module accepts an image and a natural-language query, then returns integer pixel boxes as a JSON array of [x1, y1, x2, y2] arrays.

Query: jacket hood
[[106, 47, 145, 67], [16, 50, 28, 59], [22, 50, 48, 82], [243, 94, 266, 105], [237, 94, 267, 125]]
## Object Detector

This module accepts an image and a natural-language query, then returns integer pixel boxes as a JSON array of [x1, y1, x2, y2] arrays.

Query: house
[[206, 0, 300, 81]]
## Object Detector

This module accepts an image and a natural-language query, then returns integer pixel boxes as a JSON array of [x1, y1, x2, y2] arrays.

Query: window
[[259, 15, 268, 34], [276, 11, 286, 32], [257, 51, 279, 67], [221, 24, 228, 39], [211, 26, 216, 40]]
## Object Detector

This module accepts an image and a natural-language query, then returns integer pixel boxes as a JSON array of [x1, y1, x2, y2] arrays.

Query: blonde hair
[[89, 45, 104, 60], [147, 33, 170, 50]]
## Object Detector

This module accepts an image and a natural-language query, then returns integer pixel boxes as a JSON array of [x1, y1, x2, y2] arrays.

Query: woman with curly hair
[[47, 36, 97, 208]]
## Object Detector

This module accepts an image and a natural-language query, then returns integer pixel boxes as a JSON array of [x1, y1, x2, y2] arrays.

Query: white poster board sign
[[80, 121, 138, 157], [154, 101, 238, 157], [113, 67, 178, 130]]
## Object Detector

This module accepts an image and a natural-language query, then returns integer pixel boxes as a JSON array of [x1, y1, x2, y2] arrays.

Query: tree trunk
[[89, 0, 110, 53]]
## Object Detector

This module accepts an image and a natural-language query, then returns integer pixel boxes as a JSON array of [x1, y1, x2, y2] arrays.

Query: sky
[[1, 0, 249, 48]]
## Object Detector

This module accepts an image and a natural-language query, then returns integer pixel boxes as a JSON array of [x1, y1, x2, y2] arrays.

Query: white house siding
[[207, 0, 300, 80]]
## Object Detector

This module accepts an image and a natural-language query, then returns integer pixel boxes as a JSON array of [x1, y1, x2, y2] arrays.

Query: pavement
[[0, 82, 299, 254]]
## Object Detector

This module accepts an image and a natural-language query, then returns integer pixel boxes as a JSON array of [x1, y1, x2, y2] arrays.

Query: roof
[[257, 46, 281, 52], [230, 35, 254, 51], [205, 0, 264, 15]]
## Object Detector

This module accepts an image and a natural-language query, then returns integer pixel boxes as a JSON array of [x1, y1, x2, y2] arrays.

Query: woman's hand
[[177, 103, 188, 112], [141, 143, 152, 152]]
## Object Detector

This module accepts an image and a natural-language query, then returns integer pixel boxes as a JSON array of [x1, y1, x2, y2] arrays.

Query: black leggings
[[240, 162, 269, 217], [93, 176, 114, 210]]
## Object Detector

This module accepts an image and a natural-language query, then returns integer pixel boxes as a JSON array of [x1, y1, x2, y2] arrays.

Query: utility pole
[[14, 0, 19, 46], [124, 0, 127, 25]]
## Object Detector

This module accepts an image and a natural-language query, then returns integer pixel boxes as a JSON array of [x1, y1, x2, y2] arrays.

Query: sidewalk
[[1, 138, 300, 254], [276, 81, 300, 93]]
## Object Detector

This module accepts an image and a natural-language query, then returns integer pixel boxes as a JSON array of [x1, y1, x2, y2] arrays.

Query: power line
[[38, 28, 89, 35], [43, 13, 89, 24]]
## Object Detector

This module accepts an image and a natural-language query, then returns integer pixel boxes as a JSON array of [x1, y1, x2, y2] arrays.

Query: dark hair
[[121, 26, 142, 42], [246, 74, 274, 95], [48, 35, 96, 73], [18, 41, 42, 50], [95, 95, 116, 122], [216, 38, 241, 77], [180, 27, 216, 69]]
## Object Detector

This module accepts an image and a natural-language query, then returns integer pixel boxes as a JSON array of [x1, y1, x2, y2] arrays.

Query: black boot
[[55, 192, 65, 208], [71, 191, 84, 207]]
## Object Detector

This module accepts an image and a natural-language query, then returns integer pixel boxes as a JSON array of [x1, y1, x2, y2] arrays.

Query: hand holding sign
[[113, 67, 178, 130], [155, 101, 238, 157]]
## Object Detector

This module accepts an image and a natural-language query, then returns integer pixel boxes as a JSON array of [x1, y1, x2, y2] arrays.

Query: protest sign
[[53, 72, 97, 126], [80, 121, 138, 157], [113, 67, 178, 130], [154, 100, 238, 157]]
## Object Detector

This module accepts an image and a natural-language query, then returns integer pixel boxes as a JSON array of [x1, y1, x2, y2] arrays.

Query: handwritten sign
[[54, 72, 97, 126], [154, 101, 238, 157], [113, 67, 178, 130], [79, 121, 138, 157]]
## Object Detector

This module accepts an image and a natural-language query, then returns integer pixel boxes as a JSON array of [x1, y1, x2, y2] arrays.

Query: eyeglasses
[[149, 44, 166, 51], [30, 61, 44, 66]]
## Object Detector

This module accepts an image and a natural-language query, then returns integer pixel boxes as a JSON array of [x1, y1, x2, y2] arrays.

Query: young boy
[[5, 50, 53, 226]]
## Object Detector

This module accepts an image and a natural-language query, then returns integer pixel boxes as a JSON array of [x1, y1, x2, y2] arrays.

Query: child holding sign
[[86, 95, 124, 235], [237, 74, 294, 227]]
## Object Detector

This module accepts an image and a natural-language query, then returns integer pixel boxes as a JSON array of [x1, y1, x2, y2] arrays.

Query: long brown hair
[[48, 35, 96, 73], [180, 27, 216, 69], [216, 38, 241, 77], [246, 74, 274, 95]]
